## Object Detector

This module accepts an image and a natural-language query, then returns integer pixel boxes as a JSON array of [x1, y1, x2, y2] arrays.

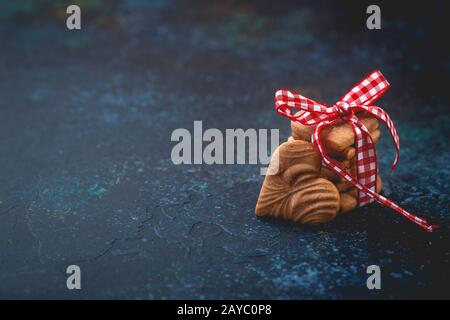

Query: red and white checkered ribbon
[[274, 70, 437, 232]]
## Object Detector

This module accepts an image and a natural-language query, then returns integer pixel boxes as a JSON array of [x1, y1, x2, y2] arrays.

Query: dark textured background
[[0, 0, 449, 299]]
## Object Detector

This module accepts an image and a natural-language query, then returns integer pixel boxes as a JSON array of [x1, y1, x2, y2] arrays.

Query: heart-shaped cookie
[[255, 139, 382, 224], [255, 139, 340, 225]]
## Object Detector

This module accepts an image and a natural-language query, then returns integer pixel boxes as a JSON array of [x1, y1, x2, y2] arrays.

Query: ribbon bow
[[275, 70, 437, 232]]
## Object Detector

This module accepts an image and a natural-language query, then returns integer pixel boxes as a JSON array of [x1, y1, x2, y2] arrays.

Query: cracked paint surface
[[0, 0, 449, 299]]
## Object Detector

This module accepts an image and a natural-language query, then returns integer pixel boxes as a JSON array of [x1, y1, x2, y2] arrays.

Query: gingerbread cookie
[[256, 111, 384, 224], [339, 176, 383, 213], [255, 140, 340, 225], [291, 110, 380, 155]]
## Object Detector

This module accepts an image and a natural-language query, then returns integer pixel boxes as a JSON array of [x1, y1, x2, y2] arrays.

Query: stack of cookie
[[290, 110, 383, 213], [255, 110, 383, 225]]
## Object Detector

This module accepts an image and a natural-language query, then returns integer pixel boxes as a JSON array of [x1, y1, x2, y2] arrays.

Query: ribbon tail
[[312, 121, 437, 232], [347, 114, 378, 206], [359, 105, 400, 171]]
